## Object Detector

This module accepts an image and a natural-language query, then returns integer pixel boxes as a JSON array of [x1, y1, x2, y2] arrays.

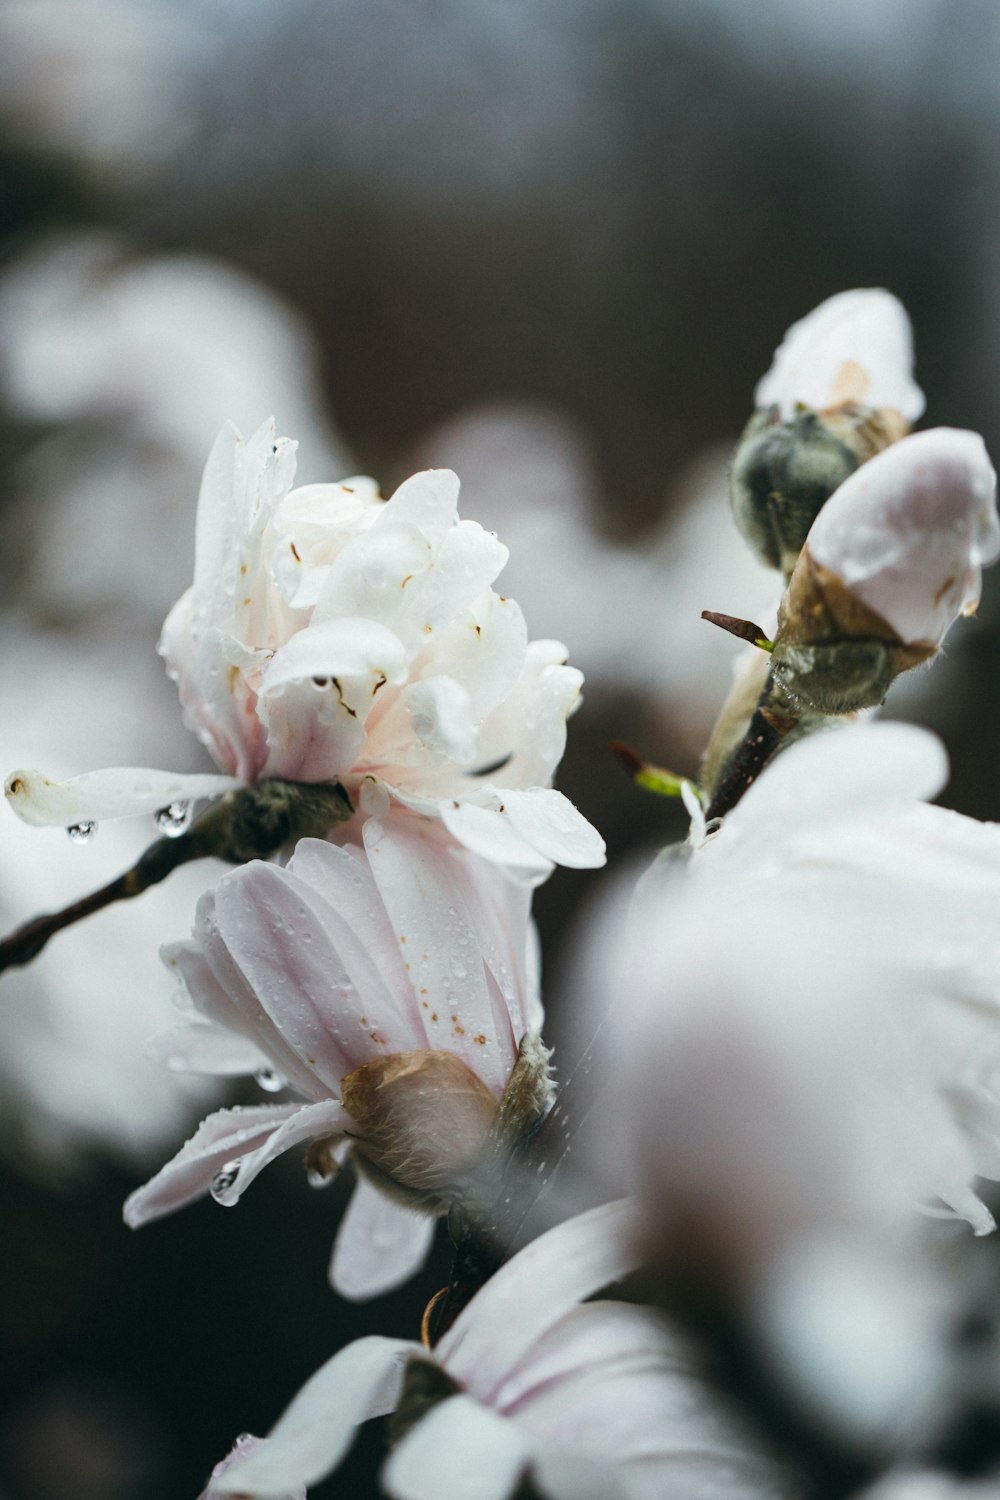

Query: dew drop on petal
[[211, 1158, 243, 1201], [155, 801, 193, 837], [254, 1068, 286, 1093], [66, 821, 96, 844]]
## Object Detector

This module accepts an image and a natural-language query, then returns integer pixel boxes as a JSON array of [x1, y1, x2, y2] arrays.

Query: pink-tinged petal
[[208, 1098, 349, 1206], [439, 802, 554, 885], [122, 1101, 304, 1227], [403, 677, 479, 766], [438, 1201, 639, 1399], [805, 427, 999, 646], [383, 1395, 531, 1500], [362, 817, 520, 1092], [283, 838, 426, 1043], [145, 1022, 271, 1077], [501, 1304, 786, 1499], [754, 288, 925, 421], [501, 789, 606, 869], [210, 1337, 419, 1496], [192, 893, 335, 1100], [329, 1175, 436, 1301], [379, 468, 461, 546], [213, 859, 414, 1081], [4, 765, 239, 827], [199, 1434, 305, 1500], [259, 618, 408, 781]]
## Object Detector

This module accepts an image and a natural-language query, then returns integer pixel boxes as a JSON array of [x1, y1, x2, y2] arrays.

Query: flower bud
[[732, 289, 923, 574], [772, 428, 999, 713]]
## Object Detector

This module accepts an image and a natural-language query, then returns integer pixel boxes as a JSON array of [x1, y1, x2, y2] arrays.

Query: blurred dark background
[[3, 1, 1000, 1494]]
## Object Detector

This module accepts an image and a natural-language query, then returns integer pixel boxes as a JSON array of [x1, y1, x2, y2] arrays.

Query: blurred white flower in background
[[208, 1202, 793, 1500], [616, 723, 1000, 1449], [0, 233, 349, 620], [0, 630, 222, 1170]]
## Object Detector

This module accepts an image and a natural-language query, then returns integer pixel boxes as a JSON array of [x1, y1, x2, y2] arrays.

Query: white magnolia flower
[[208, 1201, 792, 1500], [124, 810, 546, 1300], [618, 723, 1000, 1447], [799, 426, 1000, 649], [5, 419, 604, 882], [629, 721, 1000, 1250], [755, 287, 925, 421]]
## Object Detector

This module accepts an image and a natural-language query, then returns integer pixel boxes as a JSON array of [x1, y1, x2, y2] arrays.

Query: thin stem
[[704, 669, 799, 821], [0, 833, 198, 973]]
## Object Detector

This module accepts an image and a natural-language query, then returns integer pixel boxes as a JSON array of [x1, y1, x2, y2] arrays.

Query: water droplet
[[211, 1158, 243, 1201], [155, 800, 192, 837], [311, 676, 330, 689], [66, 821, 96, 844], [306, 1166, 332, 1190], [254, 1068, 285, 1093]]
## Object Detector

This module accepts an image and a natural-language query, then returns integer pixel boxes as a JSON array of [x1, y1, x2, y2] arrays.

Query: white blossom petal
[[329, 1175, 437, 1302], [207, 1098, 349, 1206], [383, 1395, 531, 1500], [122, 1101, 306, 1226], [199, 1433, 306, 1500], [403, 677, 479, 767], [755, 288, 925, 420], [362, 815, 520, 1092], [438, 1201, 638, 1398], [501, 788, 606, 869], [211, 1336, 419, 1496], [4, 765, 238, 827], [439, 801, 555, 884], [145, 1021, 271, 1077]]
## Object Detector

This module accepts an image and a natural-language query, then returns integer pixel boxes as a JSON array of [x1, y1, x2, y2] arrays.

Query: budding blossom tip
[[755, 287, 925, 422]]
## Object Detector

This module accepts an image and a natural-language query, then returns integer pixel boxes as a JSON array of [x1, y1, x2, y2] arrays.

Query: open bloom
[[5, 419, 604, 880], [207, 1201, 792, 1500], [125, 809, 548, 1300]]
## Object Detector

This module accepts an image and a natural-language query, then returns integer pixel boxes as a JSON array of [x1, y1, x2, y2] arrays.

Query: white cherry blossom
[[755, 287, 925, 420], [5, 419, 604, 881], [124, 809, 546, 1300], [208, 1202, 793, 1500]]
